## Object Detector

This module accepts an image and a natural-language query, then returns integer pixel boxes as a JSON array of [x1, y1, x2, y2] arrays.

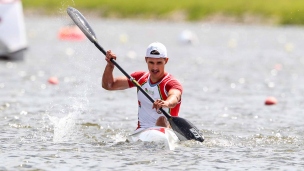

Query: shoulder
[[165, 74, 183, 93], [128, 71, 148, 88], [131, 71, 148, 80]]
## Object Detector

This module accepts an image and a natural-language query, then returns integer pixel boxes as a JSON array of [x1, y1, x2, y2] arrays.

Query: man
[[102, 42, 183, 131]]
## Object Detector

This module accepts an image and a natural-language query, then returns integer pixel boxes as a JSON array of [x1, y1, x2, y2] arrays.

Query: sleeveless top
[[128, 71, 183, 130]]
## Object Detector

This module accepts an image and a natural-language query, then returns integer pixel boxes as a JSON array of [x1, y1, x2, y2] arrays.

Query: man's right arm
[[102, 50, 130, 90]]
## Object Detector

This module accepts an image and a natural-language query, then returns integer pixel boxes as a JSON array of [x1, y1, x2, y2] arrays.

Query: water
[[1, 15, 304, 170]]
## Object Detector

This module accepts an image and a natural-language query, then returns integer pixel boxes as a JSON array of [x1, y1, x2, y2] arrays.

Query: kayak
[[127, 127, 179, 150]]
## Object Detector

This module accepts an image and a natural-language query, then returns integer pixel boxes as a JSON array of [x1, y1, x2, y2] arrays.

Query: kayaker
[[102, 42, 183, 131]]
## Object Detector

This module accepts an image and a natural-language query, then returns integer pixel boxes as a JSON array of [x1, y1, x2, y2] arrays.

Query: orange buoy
[[265, 96, 277, 105], [48, 77, 59, 85], [58, 25, 85, 41]]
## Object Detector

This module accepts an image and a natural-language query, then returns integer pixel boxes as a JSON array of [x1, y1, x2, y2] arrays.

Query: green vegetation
[[22, 0, 304, 25]]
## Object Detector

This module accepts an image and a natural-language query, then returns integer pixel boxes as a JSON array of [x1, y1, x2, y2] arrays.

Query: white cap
[[145, 42, 167, 58]]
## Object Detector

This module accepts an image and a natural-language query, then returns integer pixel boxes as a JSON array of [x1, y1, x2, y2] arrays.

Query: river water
[[1, 15, 304, 170]]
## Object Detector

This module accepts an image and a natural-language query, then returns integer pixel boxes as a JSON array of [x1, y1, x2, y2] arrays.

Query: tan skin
[[102, 50, 182, 128]]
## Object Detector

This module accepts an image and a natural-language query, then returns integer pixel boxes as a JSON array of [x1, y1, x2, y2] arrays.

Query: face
[[145, 57, 168, 81]]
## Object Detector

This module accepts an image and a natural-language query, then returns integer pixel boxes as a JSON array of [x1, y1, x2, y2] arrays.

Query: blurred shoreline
[[21, 0, 304, 26], [23, 9, 278, 26]]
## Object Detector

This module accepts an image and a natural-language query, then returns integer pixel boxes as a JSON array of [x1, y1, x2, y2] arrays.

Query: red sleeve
[[128, 71, 146, 88], [165, 79, 183, 94]]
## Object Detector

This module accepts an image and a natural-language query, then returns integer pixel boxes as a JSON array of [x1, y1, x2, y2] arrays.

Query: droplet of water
[[230, 83, 236, 89], [231, 116, 238, 120], [30, 75, 36, 81], [20, 111, 28, 115], [127, 50, 137, 59], [65, 47, 75, 56], [268, 82, 275, 88], [275, 133, 282, 138], [18, 71, 27, 77], [6, 62, 15, 69], [37, 70, 45, 77], [4, 103, 10, 108], [238, 78, 245, 84], [270, 69, 277, 76], [285, 43, 294, 52], [228, 39, 238, 48], [41, 84, 46, 89], [119, 33, 129, 44], [222, 113, 229, 117]]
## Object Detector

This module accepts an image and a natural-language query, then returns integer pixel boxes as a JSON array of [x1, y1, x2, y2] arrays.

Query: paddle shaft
[[94, 42, 172, 119]]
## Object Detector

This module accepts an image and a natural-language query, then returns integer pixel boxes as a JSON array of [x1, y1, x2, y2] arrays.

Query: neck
[[150, 72, 167, 84]]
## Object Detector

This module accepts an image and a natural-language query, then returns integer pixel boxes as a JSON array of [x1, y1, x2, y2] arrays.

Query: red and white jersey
[[128, 71, 183, 130]]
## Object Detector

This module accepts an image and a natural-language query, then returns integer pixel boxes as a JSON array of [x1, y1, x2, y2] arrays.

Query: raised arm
[[102, 50, 130, 90]]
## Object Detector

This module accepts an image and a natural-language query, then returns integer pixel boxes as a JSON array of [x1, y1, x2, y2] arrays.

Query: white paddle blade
[[67, 7, 97, 43]]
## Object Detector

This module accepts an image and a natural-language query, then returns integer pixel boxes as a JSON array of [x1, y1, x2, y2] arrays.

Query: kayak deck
[[127, 127, 179, 150]]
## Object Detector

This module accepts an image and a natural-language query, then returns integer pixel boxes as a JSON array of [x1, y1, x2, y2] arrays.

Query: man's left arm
[[152, 89, 181, 110], [165, 89, 182, 108]]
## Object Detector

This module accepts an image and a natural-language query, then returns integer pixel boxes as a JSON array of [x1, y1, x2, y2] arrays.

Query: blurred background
[[2, 0, 304, 60], [21, 0, 304, 25]]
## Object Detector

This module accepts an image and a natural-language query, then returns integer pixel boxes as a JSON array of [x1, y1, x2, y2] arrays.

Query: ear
[[165, 58, 169, 64], [145, 57, 148, 63]]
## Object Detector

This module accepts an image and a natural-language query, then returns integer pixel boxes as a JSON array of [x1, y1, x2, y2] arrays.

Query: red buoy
[[265, 97, 277, 105], [58, 26, 85, 41], [48, 77, 59, 85]]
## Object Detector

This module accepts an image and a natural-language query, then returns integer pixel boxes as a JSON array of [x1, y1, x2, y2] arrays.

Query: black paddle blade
[[67, 7, 97, 43], [169, 117, 204, 142]]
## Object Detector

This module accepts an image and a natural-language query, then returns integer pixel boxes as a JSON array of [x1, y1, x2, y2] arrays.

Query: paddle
[[66, 7, 204, 142]]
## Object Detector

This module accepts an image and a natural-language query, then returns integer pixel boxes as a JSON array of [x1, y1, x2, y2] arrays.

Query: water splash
[[57, 0, 76, 16], [47, 94, 89, 143], [48, 113, 79, 142]]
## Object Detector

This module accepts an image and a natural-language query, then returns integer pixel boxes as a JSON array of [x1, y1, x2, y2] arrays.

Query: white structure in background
[[179, 29, 199, 45], [0, 0, 27, 60]]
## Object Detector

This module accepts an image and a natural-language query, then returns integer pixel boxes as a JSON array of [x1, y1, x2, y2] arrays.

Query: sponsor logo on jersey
[[145, 88, 154, 96]]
